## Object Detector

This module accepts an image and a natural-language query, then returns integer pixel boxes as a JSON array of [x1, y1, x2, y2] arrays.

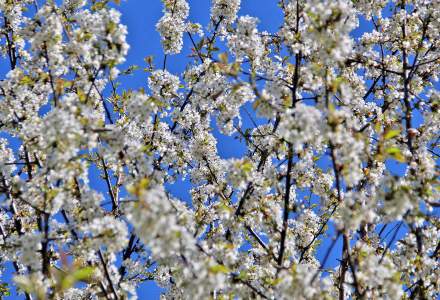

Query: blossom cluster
[[0, 0, 439, 299]]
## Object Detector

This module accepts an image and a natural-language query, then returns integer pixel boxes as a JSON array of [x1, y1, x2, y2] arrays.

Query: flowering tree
[[0, 0, 439, 299]]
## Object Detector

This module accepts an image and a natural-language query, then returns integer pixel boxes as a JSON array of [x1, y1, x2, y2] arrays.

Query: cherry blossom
[[0, 0, 439, 299]]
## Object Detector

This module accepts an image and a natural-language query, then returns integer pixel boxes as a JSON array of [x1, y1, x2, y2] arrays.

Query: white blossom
[[0, 0, 438, 299]]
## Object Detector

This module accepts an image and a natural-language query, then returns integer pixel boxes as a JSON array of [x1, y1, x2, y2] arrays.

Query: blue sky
[[0, 1, 285, 299], [115, 0, 284, 204], [116, 0, 282, 81], [115, 0, 435, 296], [117, 2, 283, 297], [1, 1, 437, 299]]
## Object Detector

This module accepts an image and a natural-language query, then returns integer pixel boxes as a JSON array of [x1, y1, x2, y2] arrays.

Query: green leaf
[[208, 264, 230, 274], [0, 283, 10, 296], [236, 270, 249, 281], [384, 129, 400, 140], [386, 147, 406, 162], [91, 1, 107, 11], [241, 161, 253, 174], [374, 120, 382, 133], [19, 75, 33, 85], [121, 65, 139, 75], [385, 147, 400, 155], [61, 267, 95, 290]]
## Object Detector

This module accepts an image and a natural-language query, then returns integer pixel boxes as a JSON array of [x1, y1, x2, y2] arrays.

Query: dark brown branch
[[98, 250, 120, 300]]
